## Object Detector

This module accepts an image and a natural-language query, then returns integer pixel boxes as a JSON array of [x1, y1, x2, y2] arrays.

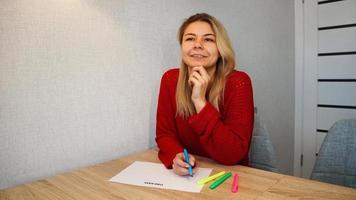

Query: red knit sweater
[[156, 68, 254, 168]]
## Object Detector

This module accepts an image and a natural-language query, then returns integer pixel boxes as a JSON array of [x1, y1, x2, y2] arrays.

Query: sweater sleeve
[[188, 72, 254, 165], [155, 70, 183, 168]]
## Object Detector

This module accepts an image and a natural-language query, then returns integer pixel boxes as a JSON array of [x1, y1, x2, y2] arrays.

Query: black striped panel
[[318, 104, 356, 109], [318, 79, 356, 82], [319, 23, 356, 30], [319, 51, 356, 56], [318, 0, 344, 5]]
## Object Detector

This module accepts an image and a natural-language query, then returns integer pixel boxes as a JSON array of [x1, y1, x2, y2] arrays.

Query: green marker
[[209, 172, 232, 189]]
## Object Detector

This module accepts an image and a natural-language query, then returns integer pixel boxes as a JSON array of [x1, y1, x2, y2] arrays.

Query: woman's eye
[[205, 38, 215, 42], [185, 37, 194, 41]]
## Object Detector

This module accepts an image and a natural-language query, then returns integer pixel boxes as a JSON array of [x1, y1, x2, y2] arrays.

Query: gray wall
[[0, 0, 294, 189]]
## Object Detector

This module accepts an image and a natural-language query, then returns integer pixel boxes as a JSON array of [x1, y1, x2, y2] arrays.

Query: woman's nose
[[194, 38, 203, 49]]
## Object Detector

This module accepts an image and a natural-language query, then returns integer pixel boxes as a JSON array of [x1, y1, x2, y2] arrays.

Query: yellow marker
[[197, 171, 226, 185]]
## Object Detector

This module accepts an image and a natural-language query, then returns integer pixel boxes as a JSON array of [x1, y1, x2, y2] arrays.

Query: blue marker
[[183, 148, 193, 177]]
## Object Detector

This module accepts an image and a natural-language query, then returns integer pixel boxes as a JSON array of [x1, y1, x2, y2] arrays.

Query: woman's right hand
[[172, 152, 197, 176], [188, 66, 210, 113]]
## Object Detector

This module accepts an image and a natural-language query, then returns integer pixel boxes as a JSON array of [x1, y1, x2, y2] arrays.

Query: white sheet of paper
[[109, 161, 212, 193]]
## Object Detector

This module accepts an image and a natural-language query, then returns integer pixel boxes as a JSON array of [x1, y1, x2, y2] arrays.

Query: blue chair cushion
[[249, 136, 278, 172], [311, 119, 356, 188], [249, 111, 278, 172]]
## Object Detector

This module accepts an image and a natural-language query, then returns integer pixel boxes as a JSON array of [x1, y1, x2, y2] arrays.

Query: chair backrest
[[311, 119, 356, 188], [249, 108, 278, 172]]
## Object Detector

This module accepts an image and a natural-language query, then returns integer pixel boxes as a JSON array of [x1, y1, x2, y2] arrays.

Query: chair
[[310, 119, 356, 188], [249, 108, 278, 172]]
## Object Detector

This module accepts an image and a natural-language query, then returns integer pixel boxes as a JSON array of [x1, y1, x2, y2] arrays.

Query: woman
[[156, 13, 254, 176]]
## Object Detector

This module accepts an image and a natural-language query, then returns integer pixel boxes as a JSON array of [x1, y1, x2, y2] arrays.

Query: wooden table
[[1, 149, 355, 199]]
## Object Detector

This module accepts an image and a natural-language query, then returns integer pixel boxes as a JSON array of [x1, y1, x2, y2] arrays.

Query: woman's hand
[[172, 152, 197, 176], [188, 66, 210, 113]]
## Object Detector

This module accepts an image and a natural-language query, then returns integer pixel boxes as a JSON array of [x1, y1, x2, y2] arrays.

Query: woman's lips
[[190, 54, 207, 58]]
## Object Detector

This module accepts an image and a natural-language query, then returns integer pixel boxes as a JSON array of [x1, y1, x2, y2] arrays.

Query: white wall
[[0, 0, 294, 189]]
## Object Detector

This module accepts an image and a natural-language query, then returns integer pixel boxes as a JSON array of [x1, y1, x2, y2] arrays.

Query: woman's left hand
[[188, 66, 210, 113]]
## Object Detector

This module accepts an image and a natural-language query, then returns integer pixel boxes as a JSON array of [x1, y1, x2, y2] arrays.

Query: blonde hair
[[176, 13, 236, 118]]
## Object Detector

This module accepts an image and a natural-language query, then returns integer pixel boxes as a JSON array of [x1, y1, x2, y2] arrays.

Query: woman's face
[[181, 21, 220, 71]]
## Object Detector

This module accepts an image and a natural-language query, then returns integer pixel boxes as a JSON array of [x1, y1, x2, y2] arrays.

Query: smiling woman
[[181, 21, 220, 73], [155, 13, 255, 176]]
